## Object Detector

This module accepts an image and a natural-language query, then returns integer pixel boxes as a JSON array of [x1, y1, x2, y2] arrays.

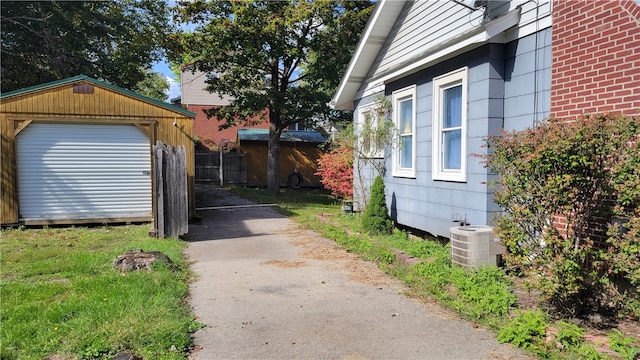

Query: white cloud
[[166, 76, 181, 103]]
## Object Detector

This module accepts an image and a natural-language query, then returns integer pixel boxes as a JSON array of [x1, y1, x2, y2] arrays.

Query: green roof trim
[[1, 75, 195, 118], [238, 128, 327, 143]]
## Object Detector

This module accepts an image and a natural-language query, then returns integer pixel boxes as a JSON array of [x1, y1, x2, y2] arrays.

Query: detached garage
[[1, 75, 196, 226]]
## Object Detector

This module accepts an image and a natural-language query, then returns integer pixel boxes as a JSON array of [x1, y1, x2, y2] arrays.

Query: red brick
[[623, 94, 640, 103], [188, 105, 269, 146], [599, 78, 616, 86], [577, 89, 592, 98], [615, 89, 633, 97]]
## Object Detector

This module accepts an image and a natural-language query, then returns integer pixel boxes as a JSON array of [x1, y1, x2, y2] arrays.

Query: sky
[[152, 0, 187, 103], [152, 60, 180, 102]]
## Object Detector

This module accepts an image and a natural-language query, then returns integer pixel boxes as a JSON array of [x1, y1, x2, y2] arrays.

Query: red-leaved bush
[[315, 146, 353, 200]]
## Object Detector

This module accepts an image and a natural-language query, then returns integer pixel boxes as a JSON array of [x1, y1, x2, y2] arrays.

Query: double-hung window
[[392, 86, 416, 178], [432, 68, 467, 182], [358, 104, 384, 158]]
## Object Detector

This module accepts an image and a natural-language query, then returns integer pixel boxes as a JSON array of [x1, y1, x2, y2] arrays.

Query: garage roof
[[238, 129, 326, 143], [1, 75, 195, 118]]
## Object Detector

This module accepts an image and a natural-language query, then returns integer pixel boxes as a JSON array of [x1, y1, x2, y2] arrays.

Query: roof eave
[[330, 0, 406, 111], [1, 75, 195, 118]]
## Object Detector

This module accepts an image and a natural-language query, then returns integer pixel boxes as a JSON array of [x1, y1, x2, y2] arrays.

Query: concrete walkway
[[185, 185, 530, 359]]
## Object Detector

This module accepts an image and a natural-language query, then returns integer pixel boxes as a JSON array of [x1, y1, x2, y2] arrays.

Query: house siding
[[354, 34, 551, 238], [181, 68, 233, 106], [357, 0, 552, 100], [504, 27, 553, 130], [371, 1, 483, 78], [344, 0, 553, 238], [380, 46, 499, 237], [550, 0, 640, 118]]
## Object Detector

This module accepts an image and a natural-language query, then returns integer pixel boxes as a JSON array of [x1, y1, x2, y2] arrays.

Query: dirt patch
[[511, 277, 543, 312], [284, 226, 392, 287], [261, 260, 307, 268]]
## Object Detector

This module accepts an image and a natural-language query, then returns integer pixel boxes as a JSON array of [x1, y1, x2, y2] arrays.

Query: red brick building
[[179, 66, 269, 151], [551, 0, 640, 118]]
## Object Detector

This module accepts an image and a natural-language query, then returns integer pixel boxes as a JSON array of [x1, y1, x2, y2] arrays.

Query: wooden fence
[[154, 141, 188, 239], [195, 152, 247, 185]]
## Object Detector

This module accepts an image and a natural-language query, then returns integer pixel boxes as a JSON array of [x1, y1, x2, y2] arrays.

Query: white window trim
[[357, 103, 384, 159], [432, 67, 468, 182], [392, 85, 416, 178]]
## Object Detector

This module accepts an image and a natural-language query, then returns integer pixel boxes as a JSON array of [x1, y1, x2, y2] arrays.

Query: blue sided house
[[331, 0, 552, 238]]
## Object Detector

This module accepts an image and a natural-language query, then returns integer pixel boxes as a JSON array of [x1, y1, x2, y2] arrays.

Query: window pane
[[400, 135, 412, 168], [443, 129, 461, 170], [399, 99, 413, 134], [443, 85, 462, 128], [362, 113, 372, 154], [376, 114, 384, 152]]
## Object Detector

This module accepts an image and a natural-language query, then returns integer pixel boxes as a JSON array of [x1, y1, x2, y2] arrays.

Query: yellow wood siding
[[241, 142, 323, 188], [1, 112, 19, 224], [0, 79, 195, 224]]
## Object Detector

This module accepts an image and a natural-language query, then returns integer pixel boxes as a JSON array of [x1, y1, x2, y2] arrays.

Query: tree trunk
[[266, 121, 281, 195]]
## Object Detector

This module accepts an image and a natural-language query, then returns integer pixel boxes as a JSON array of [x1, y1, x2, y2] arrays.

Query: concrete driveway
[[185, 185, 530, 359]]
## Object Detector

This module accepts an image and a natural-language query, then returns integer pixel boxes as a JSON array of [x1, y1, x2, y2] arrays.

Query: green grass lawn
[[0, 225, 201, 360], [2, 187, 637, 359]]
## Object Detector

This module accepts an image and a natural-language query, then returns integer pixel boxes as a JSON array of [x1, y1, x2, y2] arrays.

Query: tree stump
[[113, 249, 172, 272]]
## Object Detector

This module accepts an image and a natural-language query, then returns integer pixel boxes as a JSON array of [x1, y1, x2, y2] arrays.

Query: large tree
[[134, 70, 171, 101], [171, 0, 373, 194], [1, 0, 172, 94]]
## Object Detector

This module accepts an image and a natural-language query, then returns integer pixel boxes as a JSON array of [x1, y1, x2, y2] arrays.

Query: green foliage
[[361, 176, 393, 234], [554, 321, 584, 348], [172, 0, 374, 193], [485, 113, 640, 317], [1, 0, 172, 93], [608, 329, 640, 360], [454, 267, 516, 321], [497, 310, 548, 350], [333, 94, 397, 207], [0, 226, 201, 359], [133, 70, 171, 101]]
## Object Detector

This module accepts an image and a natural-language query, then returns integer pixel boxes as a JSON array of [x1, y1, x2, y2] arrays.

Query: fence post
[[153, 141, 188, 239], [219, 150, 224, 186], [154, 141, 165, 239]]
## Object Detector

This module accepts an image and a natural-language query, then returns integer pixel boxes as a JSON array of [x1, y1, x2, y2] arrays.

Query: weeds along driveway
[[185, 185, 531, 359]]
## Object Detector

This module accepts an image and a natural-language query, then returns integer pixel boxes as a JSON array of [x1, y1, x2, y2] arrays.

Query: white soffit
[[331, 0, 406, 110]]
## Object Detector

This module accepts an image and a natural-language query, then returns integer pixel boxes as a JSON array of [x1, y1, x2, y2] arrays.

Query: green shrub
[[361, 176, 393, 235], [485, 113, 640, 317]]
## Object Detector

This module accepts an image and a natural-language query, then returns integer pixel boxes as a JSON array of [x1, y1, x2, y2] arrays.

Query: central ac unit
[[449, 225, 504, 269]]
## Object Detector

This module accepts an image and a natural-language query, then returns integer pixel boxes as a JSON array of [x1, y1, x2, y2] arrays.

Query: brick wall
[[551, 0, 640, 118], [188, 105, 269, 151]]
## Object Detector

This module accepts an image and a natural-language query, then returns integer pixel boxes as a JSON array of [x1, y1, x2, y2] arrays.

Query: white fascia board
[[330, 0, 405, 110]]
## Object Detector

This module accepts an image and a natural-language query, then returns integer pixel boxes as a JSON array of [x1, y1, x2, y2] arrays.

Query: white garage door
[[17, 123, 152, 222]]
